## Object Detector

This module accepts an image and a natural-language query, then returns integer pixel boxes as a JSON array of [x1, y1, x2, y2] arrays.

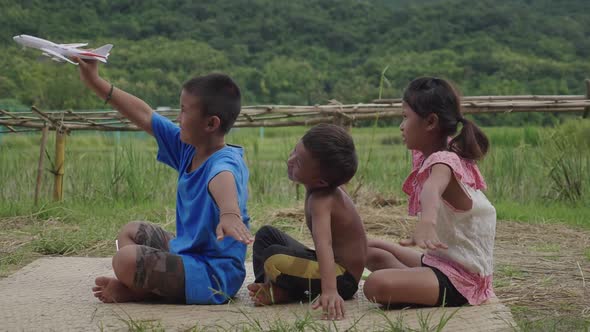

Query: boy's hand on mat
[[400, 220, 448, 250], [312, 292, 345, 320], [216, 214, 253, 244]]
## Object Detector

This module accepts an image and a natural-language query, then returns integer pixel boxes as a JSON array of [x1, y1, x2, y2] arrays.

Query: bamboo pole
[[0, 128, 40, 134], [462, 95, 586, 101], [3, 125, 17, 132], [0, 107, 588, 131], [464, 106, 587, 112], [34, 126, 49, 205], [2, 95, 590, 132], [373, 95, 587, 103], [584, 79, 590, 119], [53, 129, 66, 201], [463, 102, 590, 108]]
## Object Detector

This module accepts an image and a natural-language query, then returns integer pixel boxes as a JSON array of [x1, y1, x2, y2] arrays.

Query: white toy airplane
[[13, 34, 113, 65]]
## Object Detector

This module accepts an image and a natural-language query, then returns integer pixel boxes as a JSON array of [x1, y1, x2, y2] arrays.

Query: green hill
[[1, 0, 588, 125]]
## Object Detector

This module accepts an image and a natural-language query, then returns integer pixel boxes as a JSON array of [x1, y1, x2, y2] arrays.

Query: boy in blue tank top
[[73, 56, 253, 304]]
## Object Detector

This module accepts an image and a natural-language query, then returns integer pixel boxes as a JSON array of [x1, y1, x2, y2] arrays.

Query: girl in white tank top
[[363, 77, 496, 307]]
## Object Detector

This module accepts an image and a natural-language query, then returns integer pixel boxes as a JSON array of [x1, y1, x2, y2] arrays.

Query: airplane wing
[[60, 43, 88, 48], [40, 48, 77, 65]]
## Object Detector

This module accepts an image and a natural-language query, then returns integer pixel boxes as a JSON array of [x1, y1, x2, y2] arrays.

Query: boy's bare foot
[[92, 276, 141, 303], [247, 282, 290, 306]]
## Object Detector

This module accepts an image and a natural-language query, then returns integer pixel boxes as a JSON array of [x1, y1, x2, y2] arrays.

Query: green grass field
[[1, 119, 589, 331], [2, 120, 588, 224]]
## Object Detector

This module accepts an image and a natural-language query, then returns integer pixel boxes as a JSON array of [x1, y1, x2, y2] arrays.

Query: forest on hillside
[[1, 0, 589, 125]]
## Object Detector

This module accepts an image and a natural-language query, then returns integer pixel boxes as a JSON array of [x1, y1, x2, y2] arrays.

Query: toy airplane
[[13, 34, 113, 65]]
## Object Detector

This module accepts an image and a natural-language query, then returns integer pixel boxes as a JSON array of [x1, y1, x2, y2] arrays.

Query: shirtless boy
[[247, 124, 367, 320]]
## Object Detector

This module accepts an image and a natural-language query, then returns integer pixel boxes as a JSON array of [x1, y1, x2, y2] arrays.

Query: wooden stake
[[34, 126, 49, 205], [584, 79, 590, 119], [333, 111, 353, 132], [53, 129, 66, 201]]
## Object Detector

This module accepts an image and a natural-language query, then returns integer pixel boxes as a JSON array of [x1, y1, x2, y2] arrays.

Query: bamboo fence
[[1, 88, 589, 203], [1, 95, 590, 133]]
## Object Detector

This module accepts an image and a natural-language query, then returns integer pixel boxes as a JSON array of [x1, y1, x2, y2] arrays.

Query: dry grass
[[1, 189, 588, 325], [257, 189, 590, 322], [493, 222, 590, 319]]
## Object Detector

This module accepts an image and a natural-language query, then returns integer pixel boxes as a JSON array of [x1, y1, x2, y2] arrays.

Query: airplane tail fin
[[92, 44, 113, 58]]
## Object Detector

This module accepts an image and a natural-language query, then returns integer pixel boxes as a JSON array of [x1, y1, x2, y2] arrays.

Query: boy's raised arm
[[74, 57, 154, 135], [309, 194, 345, 320], [208, 171, 253, 244]]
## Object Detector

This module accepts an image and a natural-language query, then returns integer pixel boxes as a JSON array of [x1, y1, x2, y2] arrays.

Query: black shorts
[[252, 225, 359, 302], [421, 255, 468, 307]]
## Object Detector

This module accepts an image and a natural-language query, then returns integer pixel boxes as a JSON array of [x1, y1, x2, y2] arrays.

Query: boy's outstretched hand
[[209, 171, 253, 244], [216, 213, 253, 244], [399, 219, 448, 250], [312, 292, 345, 320]]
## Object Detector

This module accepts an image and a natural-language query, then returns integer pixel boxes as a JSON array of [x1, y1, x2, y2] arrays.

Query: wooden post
[[333, 111, 353, 132], [53, 128, 66, 201], [584, 79, 590, 119], [34, 126, 49, 205]]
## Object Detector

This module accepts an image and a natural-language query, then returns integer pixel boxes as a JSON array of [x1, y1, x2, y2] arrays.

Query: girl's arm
[[400, 163, 451, 250], [420, 163, 452, 225]]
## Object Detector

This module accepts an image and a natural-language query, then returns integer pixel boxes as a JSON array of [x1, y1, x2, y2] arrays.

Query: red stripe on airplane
[[78, 52, 106, 59]]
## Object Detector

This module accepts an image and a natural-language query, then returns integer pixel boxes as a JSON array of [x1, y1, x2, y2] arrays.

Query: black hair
[[302, 124, 358, 187], [182, 73, 241, 134], [403, 77, 489, 160]]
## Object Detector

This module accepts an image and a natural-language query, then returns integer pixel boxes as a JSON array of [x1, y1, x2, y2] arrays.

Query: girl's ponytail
[[403, 77, 490, 161], [449, 118, 489, 160]]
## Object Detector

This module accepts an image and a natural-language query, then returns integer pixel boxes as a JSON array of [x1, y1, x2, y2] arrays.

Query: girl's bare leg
[[367, 238, 422, 271], [363, 267, 439, 306]]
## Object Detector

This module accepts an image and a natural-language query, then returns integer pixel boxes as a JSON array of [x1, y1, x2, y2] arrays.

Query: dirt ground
[[1, 191, 589, 327]]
